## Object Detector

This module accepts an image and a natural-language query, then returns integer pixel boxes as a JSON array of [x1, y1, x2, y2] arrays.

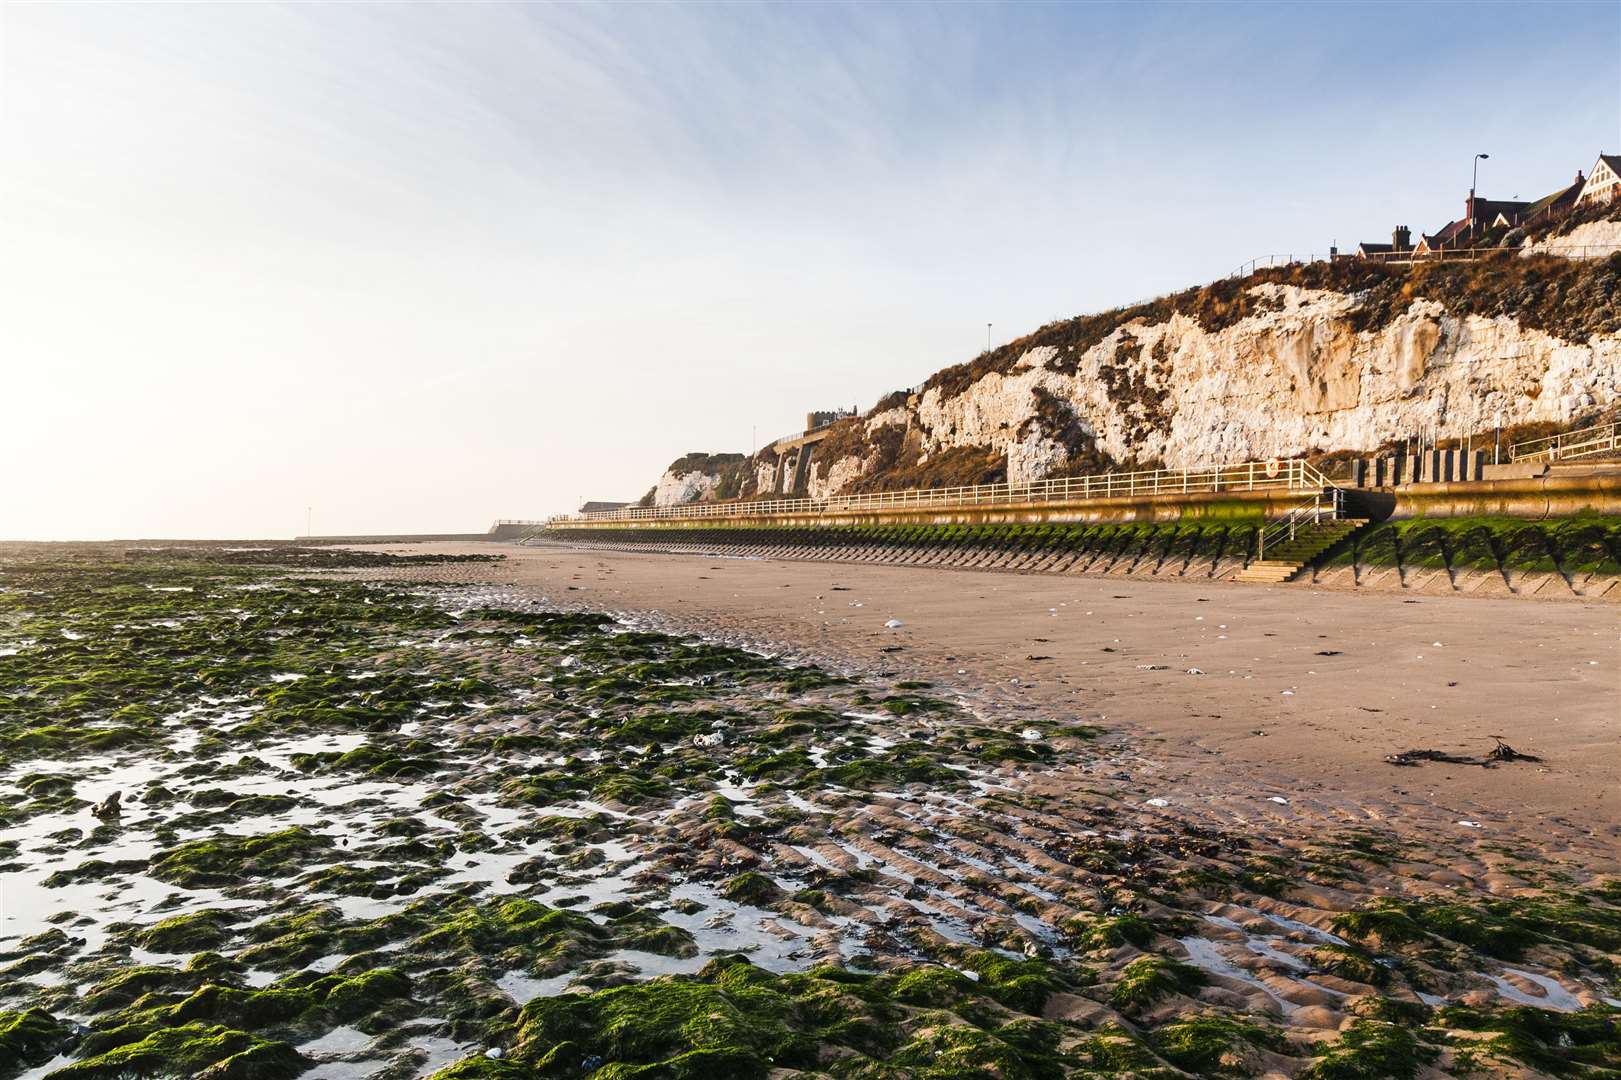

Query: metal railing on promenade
[[1510, 420, 1621, 463], [556, 459, 1331, 525]]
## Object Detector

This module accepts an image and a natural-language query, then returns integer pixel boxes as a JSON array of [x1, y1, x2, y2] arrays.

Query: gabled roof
[[1357, 242, 1394, 255], [1524, 176, 1586, 217], [1576, 155, 1621, 204], [1420, 217, 1472, 249], [1471, 197, 1531, 219]]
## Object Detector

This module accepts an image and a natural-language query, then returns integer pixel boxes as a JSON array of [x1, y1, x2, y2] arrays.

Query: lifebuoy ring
[[1264, 458, 1281, 478]]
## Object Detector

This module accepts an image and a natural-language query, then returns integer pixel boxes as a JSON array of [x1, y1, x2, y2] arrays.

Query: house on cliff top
[[1576, 154, 1621, 206], [1413, 195, 1531, 253], [1356, 226, 1412, 258]]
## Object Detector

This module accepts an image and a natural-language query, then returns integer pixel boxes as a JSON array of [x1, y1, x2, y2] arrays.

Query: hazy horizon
[[4, 1, 1618, 540]]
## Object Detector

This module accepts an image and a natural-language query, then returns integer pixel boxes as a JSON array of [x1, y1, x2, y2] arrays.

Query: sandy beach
[[354, 542, 1620, 856]]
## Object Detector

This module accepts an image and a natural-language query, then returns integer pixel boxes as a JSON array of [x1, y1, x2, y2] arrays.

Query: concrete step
[[1235, 565, 1303, 583], [1236, 518, 1372, 585]]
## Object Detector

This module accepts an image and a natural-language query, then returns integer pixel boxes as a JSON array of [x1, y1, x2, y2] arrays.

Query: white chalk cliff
[[811, 281, 1619, 493], [653, 468, 724, 507]]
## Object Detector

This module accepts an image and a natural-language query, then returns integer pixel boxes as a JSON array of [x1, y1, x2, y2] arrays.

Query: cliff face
[[640, 252, 1621, 505], [648, 453, 750, 507], [803, 253, 1621, 495]]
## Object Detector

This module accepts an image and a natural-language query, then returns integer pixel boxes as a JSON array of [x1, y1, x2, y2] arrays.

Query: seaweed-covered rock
[[720, 871, 783, 908], [1149, 1015, 1283, 1076], [0, 1009, 70, 1077], [134, 910, 246, 953], [1110, 955, 1207, 1011], [1299, 1018, 1436, 1080], [44, 1023, 304, 1080], [149, 828, 332, 888]]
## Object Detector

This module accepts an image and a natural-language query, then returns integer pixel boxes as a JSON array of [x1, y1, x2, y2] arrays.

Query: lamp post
[[1470, 153, 1489, 238]]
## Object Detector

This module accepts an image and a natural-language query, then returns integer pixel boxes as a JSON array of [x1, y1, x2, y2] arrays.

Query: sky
[[2, 1, 1617, 540]]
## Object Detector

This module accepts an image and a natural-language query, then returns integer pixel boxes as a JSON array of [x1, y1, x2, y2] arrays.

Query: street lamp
[[1470, 153, 1489, 237]]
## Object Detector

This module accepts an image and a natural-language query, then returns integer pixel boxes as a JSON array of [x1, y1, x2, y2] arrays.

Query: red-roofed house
[[1416, 194, 1532, 252]]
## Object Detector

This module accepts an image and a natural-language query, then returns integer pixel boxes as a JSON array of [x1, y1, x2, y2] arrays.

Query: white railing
[[553, 459, 1330, 525], [1510, 419, 1621, 463], [1228, 254, 1337, 276], [1229, 244, 1616, 277], [1256, 489, 1344, 560], [1359, 244, 1620, 264]]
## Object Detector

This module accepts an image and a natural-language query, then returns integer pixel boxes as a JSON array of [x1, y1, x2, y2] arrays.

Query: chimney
[[1393, 225, 1411, 251], [1576, 170, 1585, 184]]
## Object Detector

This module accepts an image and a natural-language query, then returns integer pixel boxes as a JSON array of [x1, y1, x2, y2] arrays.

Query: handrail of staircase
[[1256, 487, 1342, 561], [1509, 419, 1621, 463]]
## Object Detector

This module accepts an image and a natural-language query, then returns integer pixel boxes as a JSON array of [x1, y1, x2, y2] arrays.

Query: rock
[[651, 453, 750, 507]]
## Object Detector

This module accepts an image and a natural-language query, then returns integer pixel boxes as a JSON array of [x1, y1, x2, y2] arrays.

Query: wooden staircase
[[1234, 518, 1368, 584]]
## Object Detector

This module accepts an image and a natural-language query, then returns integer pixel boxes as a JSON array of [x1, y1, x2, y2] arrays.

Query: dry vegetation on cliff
[[790, 253, 1621, 495], [923, 253, 1621, 406]]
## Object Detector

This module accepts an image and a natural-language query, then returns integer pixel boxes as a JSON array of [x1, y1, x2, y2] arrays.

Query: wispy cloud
[[1, 1, 1615, 538]]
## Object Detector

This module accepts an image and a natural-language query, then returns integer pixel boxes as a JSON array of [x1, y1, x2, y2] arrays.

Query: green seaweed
[[1435, 1003, 1621, 1076], [148, 828, 333, 888], [1149, 1014, 1283, 1076], [1110, 955, 1207, 1010], [1299, 1018, 1436, 1080], [0, 1008, 69, 1076], [43, 1023, 304, 1080]]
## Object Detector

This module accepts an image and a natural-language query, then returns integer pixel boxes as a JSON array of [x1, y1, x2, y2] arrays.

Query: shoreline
[[346, 541, 1621, 864]]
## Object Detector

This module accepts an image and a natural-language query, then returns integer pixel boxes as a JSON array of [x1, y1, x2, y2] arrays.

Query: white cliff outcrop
[[654, 469, 724, 507], [1524, 219, 1621, 257], [650, 453, 750, 506]]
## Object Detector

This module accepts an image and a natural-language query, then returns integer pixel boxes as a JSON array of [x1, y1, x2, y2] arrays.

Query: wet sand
[[352, 542, 1620, 859]]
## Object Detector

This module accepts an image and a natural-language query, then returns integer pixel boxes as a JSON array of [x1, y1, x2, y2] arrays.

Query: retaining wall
[[536, 517, 1620, 600], [1349, 472, 1621, 522]]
